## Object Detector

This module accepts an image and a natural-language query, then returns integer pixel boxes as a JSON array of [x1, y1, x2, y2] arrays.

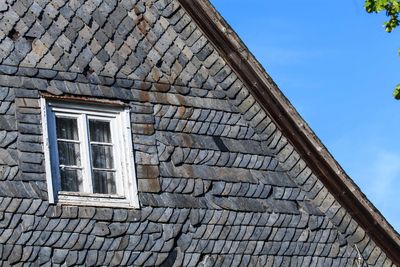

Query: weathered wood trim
[[178, 0, 400, 264], [40, 92, 128, 107]]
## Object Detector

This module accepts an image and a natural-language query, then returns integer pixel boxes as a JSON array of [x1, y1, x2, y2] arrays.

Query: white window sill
[[58, 192, 137, 208]]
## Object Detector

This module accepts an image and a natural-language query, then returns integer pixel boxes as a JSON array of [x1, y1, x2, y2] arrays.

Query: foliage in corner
[[394, 84, 400, 99], [365, 0, 400, 32], [365, 0, 400, 99]]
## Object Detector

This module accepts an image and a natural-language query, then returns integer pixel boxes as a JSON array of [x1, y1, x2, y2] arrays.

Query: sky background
[[211, 0, 400, 231]]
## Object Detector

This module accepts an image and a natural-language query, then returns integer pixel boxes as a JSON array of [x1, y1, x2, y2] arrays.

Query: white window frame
[[41, 98, 139, 208]]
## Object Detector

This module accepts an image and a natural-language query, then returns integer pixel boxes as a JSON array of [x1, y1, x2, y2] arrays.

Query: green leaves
[[365, 0, 400, 99], [365, 0, 400, 32], [394, 84, 400, 99]]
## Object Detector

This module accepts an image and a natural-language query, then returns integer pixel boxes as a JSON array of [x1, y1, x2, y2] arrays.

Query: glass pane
[[56, 117, 79, 140], [93, 170, 116, 194], [60, 168, 82, 192], [58, 141, 80, 166], [89, 120, 111, 143], [91, 144, 114, 169]]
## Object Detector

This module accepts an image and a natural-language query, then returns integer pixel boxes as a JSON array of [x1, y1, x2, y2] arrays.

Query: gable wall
[[0, 0, 395, 265]]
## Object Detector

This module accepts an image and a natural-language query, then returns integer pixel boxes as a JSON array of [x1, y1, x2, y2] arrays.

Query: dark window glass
[[56, 117, 82, 192], [89, 120, 116, 194], [56, 117, 79, 140], [89, 120, 111, 143], [60, 168, 82, 192], [93, 171, 116, 194], [57, 142, 80, 166], [91, 145, 114, 169]]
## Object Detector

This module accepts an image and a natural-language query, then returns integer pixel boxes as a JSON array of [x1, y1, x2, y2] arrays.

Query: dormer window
[[41, 98, 138, 208]]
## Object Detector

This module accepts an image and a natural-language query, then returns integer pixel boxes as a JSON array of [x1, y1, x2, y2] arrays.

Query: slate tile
[[109, 209, 127, 222], [375, 253, 387, 267], [92, 222, 110, 237], [76, 207, 95, 219], [5, 198, 22, 213], [93, 208, 113, 221]]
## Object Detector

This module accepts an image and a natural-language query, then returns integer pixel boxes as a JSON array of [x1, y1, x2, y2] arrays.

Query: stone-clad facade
[[0, 0, 399, 266]]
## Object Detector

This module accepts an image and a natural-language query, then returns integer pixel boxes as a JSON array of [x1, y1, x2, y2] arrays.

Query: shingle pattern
[[0, 0, 395, 266]]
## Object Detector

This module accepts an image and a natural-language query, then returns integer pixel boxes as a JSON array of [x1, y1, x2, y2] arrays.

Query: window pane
[[58, 142, 80, 166], [93, 171, 116, 194], [91, 144, 114, 169], [89, 120, 111, 143], [56, 117, 79, 140], [89, 120, 116, 195], [60, 168, 82, 192]]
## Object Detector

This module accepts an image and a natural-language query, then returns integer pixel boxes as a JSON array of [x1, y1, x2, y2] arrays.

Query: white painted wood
[[41, 98, 55, 204], [109, 115, 124, 196], [122, 108, 139, 208], [80, 114, 93, 193]]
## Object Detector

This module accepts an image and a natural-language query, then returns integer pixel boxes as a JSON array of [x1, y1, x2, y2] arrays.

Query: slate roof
[[0, 0, 399, 266]]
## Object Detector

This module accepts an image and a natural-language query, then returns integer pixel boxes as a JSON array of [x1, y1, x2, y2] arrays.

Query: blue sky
[[211, 0, 400, 231]]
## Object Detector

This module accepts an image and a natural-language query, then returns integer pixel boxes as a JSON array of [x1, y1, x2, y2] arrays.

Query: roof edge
[[178, 0, 400, 263]]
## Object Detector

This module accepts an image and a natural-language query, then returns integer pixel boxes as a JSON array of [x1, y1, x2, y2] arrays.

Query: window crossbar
[[90, 141, 113, 146], [92, 168, 117, 172], [57, 139, 80, 144], [59, 165, 82, 170]]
